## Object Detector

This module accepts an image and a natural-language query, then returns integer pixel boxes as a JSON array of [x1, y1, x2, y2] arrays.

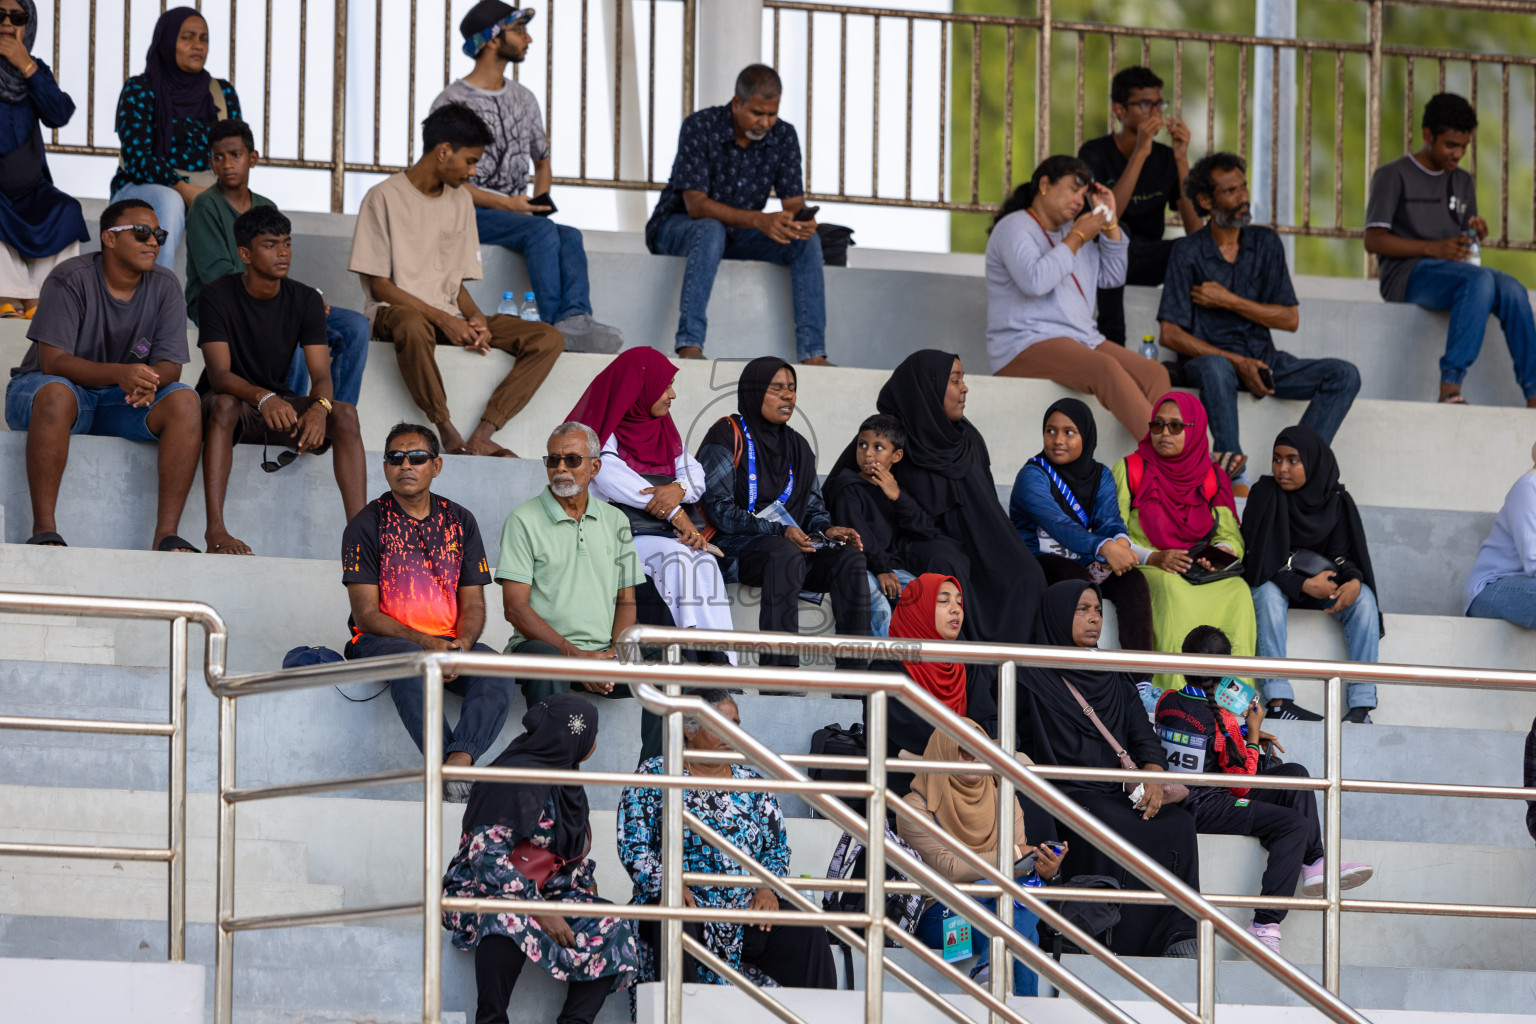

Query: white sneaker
[[1301, 858, 1375, 897], [1248, 920, 1282, 954]]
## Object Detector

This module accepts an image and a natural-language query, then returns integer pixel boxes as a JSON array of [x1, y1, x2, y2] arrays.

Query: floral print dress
[[617, 757, 791, 986], [442, 797, 641, 989]]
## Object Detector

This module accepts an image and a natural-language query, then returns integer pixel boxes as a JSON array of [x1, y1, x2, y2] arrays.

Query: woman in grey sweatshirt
[[986, 155, 1170, 439]]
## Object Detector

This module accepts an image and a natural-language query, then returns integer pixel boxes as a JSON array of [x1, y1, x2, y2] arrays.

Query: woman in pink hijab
[[566, 349, 735, 657], [1110, 392, 1255, 690]]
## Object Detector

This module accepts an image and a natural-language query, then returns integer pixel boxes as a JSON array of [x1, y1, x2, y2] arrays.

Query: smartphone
[[793, 204, 821, 222], [1012, 851, 1039, 877], [1256, 366, 1275, 393]]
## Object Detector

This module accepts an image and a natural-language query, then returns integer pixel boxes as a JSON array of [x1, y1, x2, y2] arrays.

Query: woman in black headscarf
[[697, 357, 870, 664], [1009, 398, 1154, 651], [1242, 425, 1382, 722], [1015, 580, 1201, 958], [443, 694, 639, 1024], [109, 6, 241, 269], [840, 349, 1045, 642]]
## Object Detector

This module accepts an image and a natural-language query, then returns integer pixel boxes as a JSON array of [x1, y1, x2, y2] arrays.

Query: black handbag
[[1286, 548, 1336, 579], [617, 473, 707, 538]]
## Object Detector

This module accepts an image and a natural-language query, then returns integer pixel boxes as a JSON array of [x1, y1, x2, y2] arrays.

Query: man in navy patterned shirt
[[645, 64, 829, 365]]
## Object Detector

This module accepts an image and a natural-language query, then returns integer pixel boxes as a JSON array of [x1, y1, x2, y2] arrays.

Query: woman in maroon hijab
[[1110, 392, 1255, 690], [566, 349, 735, 653]]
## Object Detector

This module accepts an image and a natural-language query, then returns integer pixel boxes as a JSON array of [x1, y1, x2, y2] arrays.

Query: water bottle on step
[[1139, 334, 1160, 362], [496, 291, 518, 316], [519, 291, 540, 322]]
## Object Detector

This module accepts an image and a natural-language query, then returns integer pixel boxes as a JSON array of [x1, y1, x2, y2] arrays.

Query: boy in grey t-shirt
[[429, 1, 621, 354], [3, 199, 202, 550], [1365, 92, 1536, 406]]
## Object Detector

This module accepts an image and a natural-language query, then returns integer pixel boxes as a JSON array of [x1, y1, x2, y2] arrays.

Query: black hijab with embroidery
[[462, 694, 598, 860], [702, 356, 816, 523], [1032, 398, 1103, 517]]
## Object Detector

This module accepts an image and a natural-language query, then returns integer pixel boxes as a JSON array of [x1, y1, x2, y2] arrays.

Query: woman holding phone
[[985, 155, 1171, 439]]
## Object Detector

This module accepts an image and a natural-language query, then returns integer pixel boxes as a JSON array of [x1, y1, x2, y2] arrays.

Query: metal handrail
[[0, 592, 228, 964]]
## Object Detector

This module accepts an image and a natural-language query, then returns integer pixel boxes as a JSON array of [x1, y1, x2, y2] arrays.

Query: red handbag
[[510, 825, 592, 890]]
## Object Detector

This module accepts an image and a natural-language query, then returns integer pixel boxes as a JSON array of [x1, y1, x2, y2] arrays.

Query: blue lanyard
[[1029, 456, 1091, 530], [738, 415, 794, 512]]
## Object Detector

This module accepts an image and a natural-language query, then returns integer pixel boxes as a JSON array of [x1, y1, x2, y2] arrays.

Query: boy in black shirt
[[825, 415, 968, 635], [1077, 66, 1203, 346], [198, 207, 367, 554]]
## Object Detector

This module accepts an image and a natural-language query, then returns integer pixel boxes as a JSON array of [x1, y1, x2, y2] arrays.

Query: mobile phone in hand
[[793, 204, 821, 222]]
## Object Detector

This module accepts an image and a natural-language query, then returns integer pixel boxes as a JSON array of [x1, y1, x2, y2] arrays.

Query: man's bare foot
[[463, 435, 515, 457], [800, 355, 834, 366], [437, 422, 467, 454], [445, 751, 473, 767], [676, 346, 704, 359], [206, 531, 254, 556], [1439, 383, 1467, 404]]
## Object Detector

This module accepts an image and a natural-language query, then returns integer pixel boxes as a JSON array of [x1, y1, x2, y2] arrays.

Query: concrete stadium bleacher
[[4, 206, 1536, 1021]]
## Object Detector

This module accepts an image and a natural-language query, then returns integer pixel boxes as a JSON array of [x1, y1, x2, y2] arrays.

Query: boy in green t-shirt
[[183, 118, 370, 405]]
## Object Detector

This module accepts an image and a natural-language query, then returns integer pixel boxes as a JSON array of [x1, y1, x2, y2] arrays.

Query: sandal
[[25, 531, 66, 546], [1212, 451, 1247, 480], [154, 534, 201, 553], [1439, 390, 1467, 405]]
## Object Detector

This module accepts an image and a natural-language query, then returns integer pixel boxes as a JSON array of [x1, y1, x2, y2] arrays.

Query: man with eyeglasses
[[1077, 66, 1203, 348], [341, 421, 515, 801], [4, 197, 202, 550], [196, 206, 366, 555], [498, 421, 644, 704]]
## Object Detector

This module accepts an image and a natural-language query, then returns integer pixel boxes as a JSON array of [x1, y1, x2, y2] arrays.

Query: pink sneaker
[[1248, 921, 1282, 954], [1302, 858, 1375, 897]]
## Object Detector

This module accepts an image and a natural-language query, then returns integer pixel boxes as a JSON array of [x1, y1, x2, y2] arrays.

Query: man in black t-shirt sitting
[[197, 207, 366, 555], [1077, 66, 1203, 346]]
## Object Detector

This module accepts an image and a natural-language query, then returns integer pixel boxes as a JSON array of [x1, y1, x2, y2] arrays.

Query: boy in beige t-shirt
[[349, 103, 562, 457]]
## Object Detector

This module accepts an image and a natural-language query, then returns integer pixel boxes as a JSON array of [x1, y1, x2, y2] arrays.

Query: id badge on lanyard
[[1157, 724, 1208, 774], [738, 415, 794, 513]]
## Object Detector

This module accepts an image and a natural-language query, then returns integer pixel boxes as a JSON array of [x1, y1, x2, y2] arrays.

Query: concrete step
[[0, 829, 308, 885], [1, 956, 204, 1024]]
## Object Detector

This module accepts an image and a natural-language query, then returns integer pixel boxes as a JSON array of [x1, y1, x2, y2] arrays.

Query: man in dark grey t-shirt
[[3, 198, 203, 550], [1365, 92, 1536, 406]]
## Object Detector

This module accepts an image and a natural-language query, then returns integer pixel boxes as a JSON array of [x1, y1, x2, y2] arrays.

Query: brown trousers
[[373, 306, 563, 429], [996, 336, 1171, 438]]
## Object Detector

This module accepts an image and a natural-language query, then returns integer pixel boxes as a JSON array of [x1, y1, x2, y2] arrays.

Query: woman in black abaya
[[1015, 580, 1200, 958], [842, 349, 1045, 643]]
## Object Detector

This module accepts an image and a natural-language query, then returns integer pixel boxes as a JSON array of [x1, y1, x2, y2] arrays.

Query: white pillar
[[696, 0, 765, 109], [1252, 0, 1297, 268]]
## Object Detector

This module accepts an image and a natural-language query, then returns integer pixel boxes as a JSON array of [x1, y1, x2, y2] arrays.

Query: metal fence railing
[[0, 592, 228, 964]]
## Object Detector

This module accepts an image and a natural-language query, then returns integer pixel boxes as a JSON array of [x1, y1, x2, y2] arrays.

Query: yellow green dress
[[1112, 458, 1256, 690]]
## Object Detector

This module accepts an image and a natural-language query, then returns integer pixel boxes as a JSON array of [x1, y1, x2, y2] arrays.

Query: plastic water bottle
[[1139, 334, 1160, 362], [496, 291, 518, 316], [1014, 871, 1045, 911], [1465, 228, 1482, 267], [518, 291, 540, 322]]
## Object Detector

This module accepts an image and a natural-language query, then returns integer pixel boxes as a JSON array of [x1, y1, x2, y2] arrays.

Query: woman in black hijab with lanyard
[[1015, 580, 1200, 958], [443, 694, 640, 1024], [1242, 425, 1382, 722], [854, 349, 1046, 642], [697, 357, 870, 665]]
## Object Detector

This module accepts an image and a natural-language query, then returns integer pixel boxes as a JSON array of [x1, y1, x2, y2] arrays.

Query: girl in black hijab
[[1015, 580, 1201, 958], [698, 357, 870, 664], [443, 695, 639, 1024], [1241, 425, 1382, 722], [1009, 398, 1154, 650], [841, 349, 1045, 642]]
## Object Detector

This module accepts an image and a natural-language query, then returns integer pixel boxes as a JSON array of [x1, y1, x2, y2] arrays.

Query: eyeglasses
[[261, 443, 297, 473], [1147, 419, 1188, 436], [543, 453, 590, 469], [0, 10, 30, 26], [106, 224, 169, 246], [765, 383, 797, 396], [385, 449, 436, 467], [1124, 99, 1171, 113]]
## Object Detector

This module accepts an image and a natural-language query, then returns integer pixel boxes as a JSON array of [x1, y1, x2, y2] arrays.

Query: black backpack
[[1041, 874, 1122, 958], [807, 722, 869, 818]]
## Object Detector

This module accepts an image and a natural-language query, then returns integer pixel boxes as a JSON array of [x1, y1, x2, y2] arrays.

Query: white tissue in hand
[[1128, 783, 1146, 806], [1092, 204, 1111, 219]]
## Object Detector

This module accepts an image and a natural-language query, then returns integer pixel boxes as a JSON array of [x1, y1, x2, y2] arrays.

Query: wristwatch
[[316, 397, 333, 415]]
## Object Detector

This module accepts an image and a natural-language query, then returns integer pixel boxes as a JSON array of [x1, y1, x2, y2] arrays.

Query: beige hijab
[[909, 718, 997, 852]]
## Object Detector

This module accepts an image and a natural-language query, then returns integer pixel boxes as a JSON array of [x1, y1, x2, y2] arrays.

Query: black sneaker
[[1267, 698, 1323, 721], [1343, 706, 1375, 724]]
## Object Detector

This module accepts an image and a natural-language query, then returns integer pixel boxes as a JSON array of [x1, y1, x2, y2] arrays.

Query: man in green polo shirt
[[499, 420, 645, 703]]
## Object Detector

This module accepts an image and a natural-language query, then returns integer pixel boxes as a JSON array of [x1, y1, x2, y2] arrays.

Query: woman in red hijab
[[566, 349, 735, 653], [1111, 392, 1255, 689], [878, 574, 998, 794]]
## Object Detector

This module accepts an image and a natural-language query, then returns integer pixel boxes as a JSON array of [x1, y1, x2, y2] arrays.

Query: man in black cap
[[431, 2, 621, 354]]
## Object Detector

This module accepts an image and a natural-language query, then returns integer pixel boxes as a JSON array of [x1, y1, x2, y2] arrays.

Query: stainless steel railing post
[[422, 661, 445, 1024], [1324, 674, 1344, 994], [991, 661, 1017, 1019], [167, 615, 188, 961], [663, 643, 685, 1022], [1197, 917, 1216, 1022], [863, 689, 888, 1020], [215, 692, 238, 1024]]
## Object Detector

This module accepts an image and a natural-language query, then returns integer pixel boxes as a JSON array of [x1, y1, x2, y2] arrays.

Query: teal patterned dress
[[442, 797, 641, 988]]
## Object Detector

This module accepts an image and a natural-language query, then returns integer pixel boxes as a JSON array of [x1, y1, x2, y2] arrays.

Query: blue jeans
[[1253, 580, 1379, 708], [345, 633, 517, 761], [474, 208, 593, 323], [109, 183, 185, 271], [1404, 258, 1536, 395], [285, 306, 371, 406], [5, 373, 194, 440], [866, 568, 917, 638], [1183, 349, 1360, 456], [915, 888, 1040, 997], [651, 213, 826, 360], [1467, 574, 1536, 629]]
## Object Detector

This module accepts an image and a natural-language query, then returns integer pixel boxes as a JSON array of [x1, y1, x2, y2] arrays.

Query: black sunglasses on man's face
[[385, 449, 436, 467]]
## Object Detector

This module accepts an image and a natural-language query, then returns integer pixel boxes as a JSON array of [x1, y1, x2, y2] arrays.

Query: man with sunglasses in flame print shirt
[[341, 422, 515, 801]]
